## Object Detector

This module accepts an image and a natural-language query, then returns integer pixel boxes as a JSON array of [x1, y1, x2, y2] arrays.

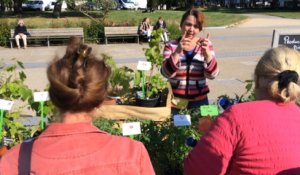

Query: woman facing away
[[14, 19, 29, 49], [184, 47, 300, 175], [161, 8, 219, 111], [0, 36, 155, 175]]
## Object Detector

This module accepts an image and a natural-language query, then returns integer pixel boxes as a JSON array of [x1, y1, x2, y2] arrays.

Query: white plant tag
[[173, 114, 191, 126], [0, 99, 14, 110], [137, 61, 151, 71], [122, 122, 141, 136], [33, 91, 49, 102]]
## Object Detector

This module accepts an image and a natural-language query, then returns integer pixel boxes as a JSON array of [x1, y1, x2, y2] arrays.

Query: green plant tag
[[200, 105, 219, 117], [0, 109, 4, 139], [40, 101, 45, 130]]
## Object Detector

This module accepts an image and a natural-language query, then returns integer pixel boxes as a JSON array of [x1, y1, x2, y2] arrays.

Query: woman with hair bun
[[184, 47, 300, 175], [0, 36, 155, 175]]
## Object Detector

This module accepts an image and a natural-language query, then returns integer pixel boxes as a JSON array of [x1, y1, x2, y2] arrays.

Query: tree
[[65, 0, 116, 22], [147, 0, 159, 11], [13, 0, 23, 14]]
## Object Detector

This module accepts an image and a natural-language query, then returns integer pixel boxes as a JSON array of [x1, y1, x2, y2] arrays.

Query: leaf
[[19, 71, 27, 81], [17, 61, 24, 69], [5, 65, 16, 72]]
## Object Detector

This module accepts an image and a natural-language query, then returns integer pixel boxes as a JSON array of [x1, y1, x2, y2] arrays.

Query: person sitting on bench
[[139, 17, 152, 42], [14, 19, 30, 49]]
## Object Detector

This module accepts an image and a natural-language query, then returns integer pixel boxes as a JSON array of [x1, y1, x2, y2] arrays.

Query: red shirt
[[184, 100, 300, 175], [0, 122, 155, 175]]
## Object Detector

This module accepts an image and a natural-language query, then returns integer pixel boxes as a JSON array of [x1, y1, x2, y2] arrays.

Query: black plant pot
[[136, 91, 160, 107]]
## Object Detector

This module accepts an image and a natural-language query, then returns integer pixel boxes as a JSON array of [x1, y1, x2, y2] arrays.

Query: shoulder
[[0, 144, 21, 171], [224, 101, 268, 117], [229, 100, 294, 112], [108, 135, 144, 150], [220, 100, 297, 124]]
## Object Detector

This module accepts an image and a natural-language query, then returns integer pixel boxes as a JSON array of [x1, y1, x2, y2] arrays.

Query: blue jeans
[[171, 98, 209, 115]]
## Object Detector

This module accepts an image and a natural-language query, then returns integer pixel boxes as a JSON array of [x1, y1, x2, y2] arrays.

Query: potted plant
[[134, 29, 168, 107], [102, 54, 135, 105]]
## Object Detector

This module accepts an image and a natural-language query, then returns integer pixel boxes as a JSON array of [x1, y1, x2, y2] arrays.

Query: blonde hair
[[255, 47, 300, 103], [18, 19, 24, 25]]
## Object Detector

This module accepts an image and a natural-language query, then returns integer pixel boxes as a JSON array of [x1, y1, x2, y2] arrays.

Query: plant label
[[173, 114, 191, 126], [33, 91, 49, 102], [0, 99, 14, 110], [200, 105, 219, 117], [122, 122, 141, 136], [137, 61, 151, 71]]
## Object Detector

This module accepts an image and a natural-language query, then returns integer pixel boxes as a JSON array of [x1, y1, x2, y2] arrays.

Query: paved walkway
[[236, 14, 300, 28]]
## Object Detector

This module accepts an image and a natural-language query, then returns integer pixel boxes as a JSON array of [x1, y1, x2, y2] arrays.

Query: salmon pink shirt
[[0, 122, 155, 175]]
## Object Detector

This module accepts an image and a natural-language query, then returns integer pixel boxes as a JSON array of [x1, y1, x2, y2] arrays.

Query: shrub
[[84, 21, 104, 43], [92, 108, 201, 175], [167, 23, 181, 40], [0, 60, 38, 146], [0, 19, 10, 47]]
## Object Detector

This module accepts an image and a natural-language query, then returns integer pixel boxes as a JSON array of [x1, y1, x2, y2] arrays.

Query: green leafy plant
[[134, 28, 168, 99], [93, 118, 122, 135], [136, 118, 199, 175], [0, 19, 10, 47], [0, 60, 37, 145], [134, 72, 167, 98], [167, 23, 181, 40], [92, 115, 200, 175], [84, 21, 104, 43], [102, 53, 135, 97]]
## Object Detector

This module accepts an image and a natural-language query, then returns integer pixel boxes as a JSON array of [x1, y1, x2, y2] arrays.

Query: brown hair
[[47, 36, 111, 112], [142, 17, 149, 23], [255, 47, 300, 103], [180, 8, 205, 31]]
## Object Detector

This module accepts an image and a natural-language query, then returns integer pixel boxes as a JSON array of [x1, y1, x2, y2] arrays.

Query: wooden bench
[[10, 28, 84, 48], [104, 26, 139, 44]]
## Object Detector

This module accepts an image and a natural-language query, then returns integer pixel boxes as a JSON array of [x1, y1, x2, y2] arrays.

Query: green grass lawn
[[210, 8, 300, 19], [107, 10, 247, 27], [1, 9, 247, 28]]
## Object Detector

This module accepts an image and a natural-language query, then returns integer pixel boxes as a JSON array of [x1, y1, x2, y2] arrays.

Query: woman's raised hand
[[198, 33, 213, 63]]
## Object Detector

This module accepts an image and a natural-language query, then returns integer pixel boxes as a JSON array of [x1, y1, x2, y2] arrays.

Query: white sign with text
[[137, 61, 151, 71], [122, 122, 141, 136], [0, 99, 14, 110], [33, 91, 49, 102]]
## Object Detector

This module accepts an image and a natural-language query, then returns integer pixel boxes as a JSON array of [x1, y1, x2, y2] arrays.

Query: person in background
[[0, 36, 155, 175], [184, 47, 300, 175], [139, 17, 152, 42], [161, 8, 219, 112], [14, 19, 29, 49], [154, 16, 169, 43]]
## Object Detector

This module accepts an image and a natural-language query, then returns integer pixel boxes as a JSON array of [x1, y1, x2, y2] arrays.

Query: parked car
[[82, 2, 102, 10], [117, 0, 135, 9], [22, 0, 49, 11]]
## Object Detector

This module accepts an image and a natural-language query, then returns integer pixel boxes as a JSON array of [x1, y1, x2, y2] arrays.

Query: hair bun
[[278, 70, 299, 91]]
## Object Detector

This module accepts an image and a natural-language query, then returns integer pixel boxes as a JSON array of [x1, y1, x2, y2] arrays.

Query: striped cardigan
[[161, 38, 219, 99]]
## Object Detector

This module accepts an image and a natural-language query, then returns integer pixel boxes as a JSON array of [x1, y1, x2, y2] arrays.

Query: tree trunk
[[0, 0, 5, 12], [53, 1, 62, 18], [13, 0, 22, 14]]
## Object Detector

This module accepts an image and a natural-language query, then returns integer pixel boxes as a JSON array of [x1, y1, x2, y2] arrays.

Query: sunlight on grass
[[2, 10, 247, 28]]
